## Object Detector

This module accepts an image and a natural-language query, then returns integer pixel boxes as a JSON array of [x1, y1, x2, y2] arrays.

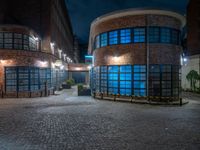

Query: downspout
[[146, 15, 150, 101]]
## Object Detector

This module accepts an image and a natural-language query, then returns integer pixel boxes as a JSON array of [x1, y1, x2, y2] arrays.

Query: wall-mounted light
[[113, 56, 120, 61], [87, 65, 92, 70], [63, 54, 67, 61], [58, 49, 62, 59], [183, 58, 187, 62], [60, 65, 64, 70], [38, 60, 48, 67], [50, 42, 55, 54]]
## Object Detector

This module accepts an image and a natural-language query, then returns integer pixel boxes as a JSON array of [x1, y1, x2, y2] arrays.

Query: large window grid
[[109, 31, 118, 45], [4, 33, 13, 49], [91, 64, 180, 98], [133, 28, 146, 43], [0, 32, 39, 51], [93, 26, 180, 49], [18, 67, 29, 92], [30, 68, 39, 91], [5, 68, 17, 92], [149, 65, 161, 96], [120, 29, 131, 44], [0, 33, 4, 48], [119, 65, 132, 96], [161, 65, 172, 97], [171, 30, 179, 45], [14, 33, 23, 50], [161, 28, 171, 43], [100, 66, 108, 94], [94, 67, 100, 92], [108, 66, 119, 94], [133, 65, 146, 96], [100, 33, 108, 47], [149, 27, 160, 43], [5, 67, 66, 92], [172, 66, 181, 97]]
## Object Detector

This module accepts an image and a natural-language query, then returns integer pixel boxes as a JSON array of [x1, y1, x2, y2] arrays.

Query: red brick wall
[[91, 14, 182, 67]]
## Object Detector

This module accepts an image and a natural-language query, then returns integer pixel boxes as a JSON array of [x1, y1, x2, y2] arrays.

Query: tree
[[186, 70, 200, 91]]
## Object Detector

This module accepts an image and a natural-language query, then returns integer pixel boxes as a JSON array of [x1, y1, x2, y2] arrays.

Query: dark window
[[14, 33, 22, 50], [133, 28, 146, 43], [23, 35, 29, 50], [161, 28, 171, 43], [4, 33, 13, 49], [18, 67, 29, 91], [5, 67, 17, 92], [100, 66, 108, 93], [149, 27, 160, 43], [0, 33, 3, 48], [29, 36, 37, 51], [171, 30, 179, 45]]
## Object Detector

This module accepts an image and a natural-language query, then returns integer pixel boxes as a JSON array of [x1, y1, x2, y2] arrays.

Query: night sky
[[65, 0, 189, 44]]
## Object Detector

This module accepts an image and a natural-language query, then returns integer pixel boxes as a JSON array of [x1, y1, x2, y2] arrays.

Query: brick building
[[187, 0, 200, 56], [0, 0, 79, 98], [88, 8, 186, 102], [181, 0, 200, 90]]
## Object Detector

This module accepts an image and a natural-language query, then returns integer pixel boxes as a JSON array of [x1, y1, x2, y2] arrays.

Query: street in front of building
[[0, 87, 199, 150]]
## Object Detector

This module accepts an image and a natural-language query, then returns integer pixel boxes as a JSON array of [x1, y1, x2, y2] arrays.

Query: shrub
[[66, 78, 75, 86], [66, 80, 72, 86], [69, 78, 75, 85], [77, 84, 84, 91]]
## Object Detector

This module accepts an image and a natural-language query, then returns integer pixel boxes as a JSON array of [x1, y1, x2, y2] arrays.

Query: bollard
[[180, 98, 182, 106]]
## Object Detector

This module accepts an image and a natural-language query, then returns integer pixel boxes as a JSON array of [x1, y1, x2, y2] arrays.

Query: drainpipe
[[146, 15, 150, 101]]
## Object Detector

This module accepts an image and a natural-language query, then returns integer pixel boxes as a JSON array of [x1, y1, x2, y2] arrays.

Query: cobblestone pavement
[[0, 88, 199, 150]]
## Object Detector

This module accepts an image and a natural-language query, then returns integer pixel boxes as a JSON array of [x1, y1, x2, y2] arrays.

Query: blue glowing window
[[108, 74, 118, 80], [134, 74, 146, 80], [134, 28, 146, 43], [120, 65, 132, 73], [120, 29, 131, 44], [108, 88, 118, 94], [120, 81, 131, 88], [100, 33, 108, 47], [161, 28, 171, 43], [120, 88, 131, 95], [108, 66, 119, 73], [149, 27, 160, 43], [109, 31, 118, 45], [134, 81, 146, 89], [134, 65, 146, 73], [120, 73, 131, 80], [134, 89, 146, 96]]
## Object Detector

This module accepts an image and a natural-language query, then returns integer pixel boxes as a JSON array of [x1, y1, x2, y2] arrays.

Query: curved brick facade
[[89, 9, 186, 103], [90, 11, 184, 66]]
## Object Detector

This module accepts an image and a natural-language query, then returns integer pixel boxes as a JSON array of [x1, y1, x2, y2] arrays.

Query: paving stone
[[0, 90, 199, 150]]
